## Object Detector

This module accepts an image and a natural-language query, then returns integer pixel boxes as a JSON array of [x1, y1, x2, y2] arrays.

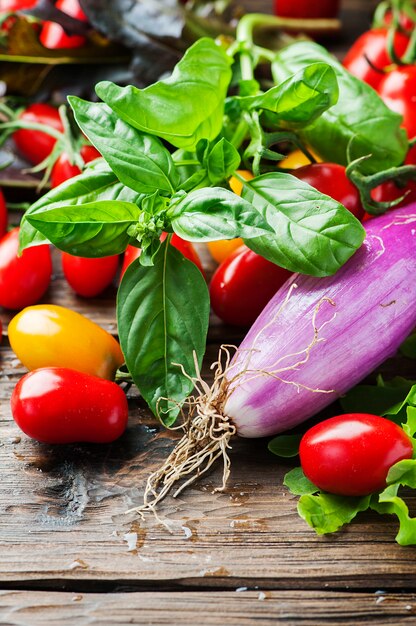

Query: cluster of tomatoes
[[1, 0, 89, 50]]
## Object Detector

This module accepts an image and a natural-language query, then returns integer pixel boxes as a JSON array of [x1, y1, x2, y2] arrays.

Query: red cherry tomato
[[291, 163, 364, 220], [121, 234, 204, 277], [0, 189, 7, 239], [39, 0, 88, 50], [273, 0, 340, 19], [11, 367, 128, 444], [378, 65, 416, 140], [13, 104, 63, 166], [0, 0, 37, 9], [343, 29, 410, 90], [299, 414, 413, 496], [62, 253, 119, 297], [0, 228, 52, 310], [209, 245, 292, 327], [50, 145, 100, 188]]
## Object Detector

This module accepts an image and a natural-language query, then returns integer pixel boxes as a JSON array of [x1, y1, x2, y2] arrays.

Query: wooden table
[[2, 1, 416, 624]]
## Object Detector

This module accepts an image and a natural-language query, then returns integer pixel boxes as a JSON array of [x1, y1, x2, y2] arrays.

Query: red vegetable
[[39, 0, 88, 50], [121, 234, 203, 277], [11, 367, 128, 444], [210, 245, 292, 327], [62, 253, 119, 297], [0, 228, 52, 310], [378, 65, 416, 140], [291, 163, 364, 220], [50, 145, 101, 188], [0, 0, 37, 9], [299, 414, 414, 496], [273, 0, 340, 19], [342, 28, 410, 89], [0, 189, 7, 240], [13, 104, 63, 166]]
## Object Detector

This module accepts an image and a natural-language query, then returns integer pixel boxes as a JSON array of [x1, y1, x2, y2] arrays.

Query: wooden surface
[[2, 1, 415, 625]]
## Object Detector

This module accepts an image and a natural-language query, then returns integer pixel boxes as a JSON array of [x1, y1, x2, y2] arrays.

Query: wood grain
[[1, 338, 416, 590], [1, 590, 416, 626]]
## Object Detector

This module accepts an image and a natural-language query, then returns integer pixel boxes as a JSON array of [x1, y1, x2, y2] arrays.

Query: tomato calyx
[[345, 153, 416, 215]]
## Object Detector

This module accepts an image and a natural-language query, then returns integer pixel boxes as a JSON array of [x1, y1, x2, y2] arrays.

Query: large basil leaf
[[95, 38, 232, 150], [68, 97, 179, 195], [242, 172, 365, 277], [241, 62, 339, 128], [26, 201, 140, 257], [117, 241, 210, 425], [169, 187, 273, 242], [272, 41, 408, 174], [20, 164, 142, 251]]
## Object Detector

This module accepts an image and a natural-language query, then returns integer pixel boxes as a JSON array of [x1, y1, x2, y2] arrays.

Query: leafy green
[[96, 38, 232, 150], [268, 434, 302, 458], [68, 97, 179, 195], [26, 201, 140, 257], [283, 467, 318, 495], [169, 187, 273, 242], [298, 492, 372, 535], [117, 240, 210, 425], [241, 63, 339, 128], [19, 164, 142, 251], [241, 172, 365, 276], [203, 138, 241, 184], [341, 381, 416, 423], [272, 41, 408, 174]]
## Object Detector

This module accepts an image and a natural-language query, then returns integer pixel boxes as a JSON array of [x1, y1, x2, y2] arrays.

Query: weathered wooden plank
[[1, 590, 416, 626], [1, 340, 416, 590]]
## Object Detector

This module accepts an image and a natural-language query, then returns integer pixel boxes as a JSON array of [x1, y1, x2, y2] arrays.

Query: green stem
[[236, 12, 340, 46], [0, 120, 64, 141], [174, 159, 200, 167], [230, 117, 250, 149]]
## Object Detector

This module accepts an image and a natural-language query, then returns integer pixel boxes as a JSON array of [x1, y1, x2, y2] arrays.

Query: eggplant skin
[[225, 205, 416, 438]]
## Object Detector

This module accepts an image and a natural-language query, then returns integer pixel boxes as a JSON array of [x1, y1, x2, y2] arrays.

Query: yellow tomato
[[9, 305, 124, 380], [207, 170, 253, 264], [279, 149, 322, 170]]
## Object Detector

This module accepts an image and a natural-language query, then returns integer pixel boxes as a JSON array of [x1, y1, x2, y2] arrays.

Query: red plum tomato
[[0, 228, 52, 310], [299, 413, 414, 496], [50, 145, 101, 188], [39, 0, 88, 49], [378, 65, 416, 140], [62, 252, 119, 297], [342, 29, 410, 89], [209, 245, 292, 327], [13, 104, 63, 165], [291, 163, 364, 220], [11, 367, 128, 444], [273, 0, 340, 18]]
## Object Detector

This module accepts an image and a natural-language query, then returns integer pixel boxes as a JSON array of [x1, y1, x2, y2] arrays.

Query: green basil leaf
[[68, 97, 179, 195], [26, 201, 140, 257], [96, 38, 232, 150], [283, 467, 318, 495], [242, 172, 365, 276], [268, 434, 302, 458], [272, 42, 408, 174], [19, 164, 142, 251], [205, 138, 241, 184], [117, 241, 210, 425], [298, 492, 371, 535], [169, 186, 273, 242], [241, 62, 339, 128]]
